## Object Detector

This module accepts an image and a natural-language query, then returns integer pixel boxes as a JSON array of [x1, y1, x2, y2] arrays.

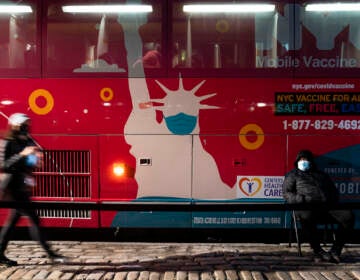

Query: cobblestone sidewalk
[[0, 241, 359, 280]]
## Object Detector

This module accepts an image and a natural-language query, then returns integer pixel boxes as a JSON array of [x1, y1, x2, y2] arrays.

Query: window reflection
[[1, 0, 360, 76], [45, 1, 162, 75], [297, 1, 360, 72], [171, 2, 284, 70], [0, 2, 38, 76], [171, 1, 360, 74], [133, 42, 161, 68], [46, 2, 126, 74]]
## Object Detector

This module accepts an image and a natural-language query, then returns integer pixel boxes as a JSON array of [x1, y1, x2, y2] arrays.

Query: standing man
[[0, 113, 65, 266], [282, 149, 354, 263]]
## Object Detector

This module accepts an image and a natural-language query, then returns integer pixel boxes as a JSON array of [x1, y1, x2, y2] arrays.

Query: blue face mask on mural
[[297, 160, 310, 171], [164, 113, 197, 135]]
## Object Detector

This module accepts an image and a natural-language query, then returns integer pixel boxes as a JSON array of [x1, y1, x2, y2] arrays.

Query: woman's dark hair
[[4, 123, 29, 141]]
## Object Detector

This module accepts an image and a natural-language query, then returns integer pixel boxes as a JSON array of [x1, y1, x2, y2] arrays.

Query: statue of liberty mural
[[119, 0, 235, 200]]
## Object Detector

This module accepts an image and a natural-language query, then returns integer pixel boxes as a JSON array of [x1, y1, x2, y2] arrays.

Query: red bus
[[0, 0, 359, 230]]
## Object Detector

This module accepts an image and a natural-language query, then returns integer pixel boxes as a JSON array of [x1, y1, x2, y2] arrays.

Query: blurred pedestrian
[[0, 113, 65, 266]]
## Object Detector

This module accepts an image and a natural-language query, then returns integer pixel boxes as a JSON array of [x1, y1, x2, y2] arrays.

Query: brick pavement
[[0, 241, 359, 280]]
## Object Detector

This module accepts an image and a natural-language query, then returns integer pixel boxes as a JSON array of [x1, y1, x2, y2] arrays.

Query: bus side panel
[[101, 135, 193, 228], [191, 134, 287, 228]]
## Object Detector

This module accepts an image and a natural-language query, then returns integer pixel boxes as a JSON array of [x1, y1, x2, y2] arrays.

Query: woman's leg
[[0, 209, 21, 265], [0, 209, 21, 255], [23, 207, 52, 253], [24, 206, 65, 260]]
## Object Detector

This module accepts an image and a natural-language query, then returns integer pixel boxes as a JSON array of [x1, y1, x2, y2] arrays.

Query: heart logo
[[238, 177, 262, 197]]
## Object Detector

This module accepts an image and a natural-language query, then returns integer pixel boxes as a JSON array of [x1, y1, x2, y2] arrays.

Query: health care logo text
[[236, 176, 284, 199]]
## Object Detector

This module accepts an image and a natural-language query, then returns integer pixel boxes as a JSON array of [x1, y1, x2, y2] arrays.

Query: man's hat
[[294, 149, 317, 168], [8, 113, 30, 126]]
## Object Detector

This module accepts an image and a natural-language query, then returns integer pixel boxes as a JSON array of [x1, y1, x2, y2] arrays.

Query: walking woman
[[0, 113, 64, 266]]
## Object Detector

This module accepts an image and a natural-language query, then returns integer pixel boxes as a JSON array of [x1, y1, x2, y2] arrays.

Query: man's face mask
[[298, 160, 310, 171]]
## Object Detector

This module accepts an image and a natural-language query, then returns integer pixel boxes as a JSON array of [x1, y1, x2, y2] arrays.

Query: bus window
[[132, 2, 163, 74], [294, 1, 360, 77], [171, 1, 291, 76], [45, 0, 162, 76], [0, 1, 39, 77]]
